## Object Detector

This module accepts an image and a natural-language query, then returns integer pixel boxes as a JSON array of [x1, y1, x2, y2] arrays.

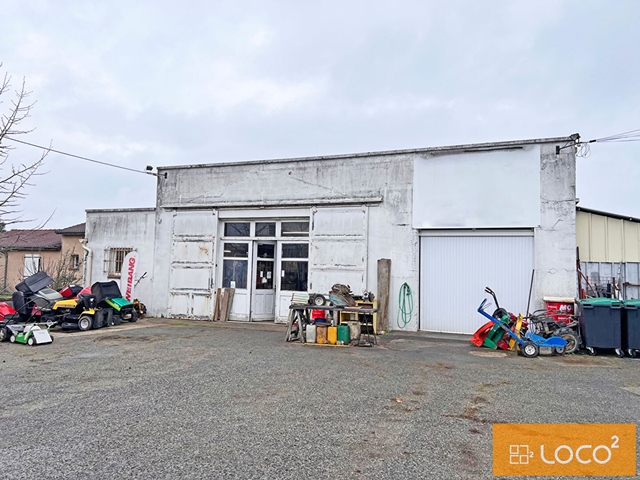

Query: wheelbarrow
[[477, 299, 567, 358]]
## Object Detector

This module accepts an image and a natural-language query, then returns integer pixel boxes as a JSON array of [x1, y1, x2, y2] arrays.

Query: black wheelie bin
[[579, 298, 624, 357], [623, 299, 640, 358]]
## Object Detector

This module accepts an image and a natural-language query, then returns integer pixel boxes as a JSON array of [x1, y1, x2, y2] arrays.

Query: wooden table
[[285, 304, 378, 345]]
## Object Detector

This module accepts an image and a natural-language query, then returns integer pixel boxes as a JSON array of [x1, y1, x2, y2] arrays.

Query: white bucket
[[348, 321, 360, 341], [306, 324, 317, 343]]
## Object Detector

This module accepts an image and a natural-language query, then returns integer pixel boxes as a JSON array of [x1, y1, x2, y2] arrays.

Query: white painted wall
[[413, 146, 540, 228], [309, 206, 368, 294], [414, 141, 577, 314], [85, 209, 156, 310], [85, 138, 575, 330], [157, 153, 419, 330], [534, 144, 577, 307]]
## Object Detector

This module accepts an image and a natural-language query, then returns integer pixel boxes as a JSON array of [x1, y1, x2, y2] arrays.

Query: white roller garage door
[[420, 232, 534, 334]]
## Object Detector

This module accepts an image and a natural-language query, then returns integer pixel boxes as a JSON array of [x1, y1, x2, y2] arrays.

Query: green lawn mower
[[8, 322, 55, 346], [89, 281, 138, 329]]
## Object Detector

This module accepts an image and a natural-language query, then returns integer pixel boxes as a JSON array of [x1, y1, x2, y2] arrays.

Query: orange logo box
[[493, 424, 636, 477]]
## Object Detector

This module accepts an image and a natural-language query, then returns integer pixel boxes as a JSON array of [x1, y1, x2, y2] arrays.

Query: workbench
[[285, 304, 377, 345]]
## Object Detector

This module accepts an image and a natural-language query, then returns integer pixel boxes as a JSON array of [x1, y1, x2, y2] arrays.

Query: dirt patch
[[93, 334, 167, 343], [469, 350, 508, 358], [434, 362, 453, 369], [443, 381, 509, 424]]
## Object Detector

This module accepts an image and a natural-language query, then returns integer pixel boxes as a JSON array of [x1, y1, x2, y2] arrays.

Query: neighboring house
[[85, 135, 579, 334], [0, 223, 85, 293]]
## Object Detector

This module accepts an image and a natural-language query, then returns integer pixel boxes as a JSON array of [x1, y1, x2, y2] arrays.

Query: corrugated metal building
[[577, 206, 640, 299], [84, 135, 579, 334]]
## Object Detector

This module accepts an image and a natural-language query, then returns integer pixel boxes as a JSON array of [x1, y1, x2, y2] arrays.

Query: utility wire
[[571, 128, 640, 157], [589, 128, 640, 144], [4, 136, 162, 177]]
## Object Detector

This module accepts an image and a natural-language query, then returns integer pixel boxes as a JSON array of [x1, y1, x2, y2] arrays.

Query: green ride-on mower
[[88, 281, 138, 329]]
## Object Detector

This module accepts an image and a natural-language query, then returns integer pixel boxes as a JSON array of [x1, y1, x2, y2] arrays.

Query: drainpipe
[[2, 250, 7, 291], [79, 239, 92, 286]]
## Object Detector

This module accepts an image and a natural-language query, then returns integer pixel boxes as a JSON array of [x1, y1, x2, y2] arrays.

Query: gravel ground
[[1, 319, 639, 480]]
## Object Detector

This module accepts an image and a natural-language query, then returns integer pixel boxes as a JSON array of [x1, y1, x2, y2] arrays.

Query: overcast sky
[[1, 0, 639, 229]]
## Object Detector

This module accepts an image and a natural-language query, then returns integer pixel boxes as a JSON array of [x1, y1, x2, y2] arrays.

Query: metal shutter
[[420, 232, 534, 334]]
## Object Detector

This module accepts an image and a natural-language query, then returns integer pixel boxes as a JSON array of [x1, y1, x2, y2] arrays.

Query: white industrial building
[[84, 135, 578, 334]]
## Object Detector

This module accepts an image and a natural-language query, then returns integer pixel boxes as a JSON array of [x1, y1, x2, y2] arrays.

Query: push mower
[[477, 299, 567, 358], [8, 322, 55, 346], [526, 309, 581, 354]]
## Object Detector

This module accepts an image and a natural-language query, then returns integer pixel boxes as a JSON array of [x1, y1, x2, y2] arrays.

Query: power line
[[569, 128, 640, 157], [4, 136, 163, 178], [590, 128, 640, 143]]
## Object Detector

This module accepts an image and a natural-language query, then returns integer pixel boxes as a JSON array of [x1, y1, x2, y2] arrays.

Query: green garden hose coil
[[397, 282, 413, 329]]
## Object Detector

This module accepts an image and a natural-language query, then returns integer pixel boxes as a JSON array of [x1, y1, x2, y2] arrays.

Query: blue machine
[[477, 299, 567, 358]]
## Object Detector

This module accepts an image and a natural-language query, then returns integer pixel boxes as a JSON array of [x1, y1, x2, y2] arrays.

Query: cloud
[[0, 0, 639, 229]]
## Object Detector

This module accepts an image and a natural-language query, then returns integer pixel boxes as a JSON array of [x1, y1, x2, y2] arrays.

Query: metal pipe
[[79, 239, 92, 286], [2, 250, 7, 290]]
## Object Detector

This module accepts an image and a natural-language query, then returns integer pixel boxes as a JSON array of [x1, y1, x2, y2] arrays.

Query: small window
[[257, 244, 275, 259], [104, 248, 132, 278], [255, 222, 276, 237], [282, 243, 309, 258], [280, 242, 308, 292], [222, 242, 248, 289], [71, 254, 80, 270], [281, 221, 309, 237], [222, 260, 248, 289], [224, 222, 250, 237], [223, 243, 249, 258], [24, 254, 41, 277], [281, 261, 308, 291]]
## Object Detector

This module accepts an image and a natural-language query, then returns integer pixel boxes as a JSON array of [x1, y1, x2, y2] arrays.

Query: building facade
[[0, 223, 85, 294], [85, 136, 578, 334], [576, 206, 640, 300]]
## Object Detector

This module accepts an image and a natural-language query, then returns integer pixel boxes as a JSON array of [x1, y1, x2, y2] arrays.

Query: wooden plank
[[213, 288, 222, 321], [219, 289, 230, 322], [285, 309, 294, 341], [224, 288, 235, 321], [377, 259, 391, 332]]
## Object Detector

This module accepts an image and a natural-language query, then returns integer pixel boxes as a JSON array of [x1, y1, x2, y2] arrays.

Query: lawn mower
[[525, 309, 581, 354], [8, 321, 55, 346], [12, 271, 62, 322], [90, 281, 138, 329], [470, 287, 518, 349], [477, 299, 567, 357], [0, 302, 22, 342], [11, 272, 97, 331], [53, 293, 97, 331]]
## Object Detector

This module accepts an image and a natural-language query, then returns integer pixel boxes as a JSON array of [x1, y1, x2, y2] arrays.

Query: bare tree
[[0, 63, 48, 226], [45, 248, 83, 291]]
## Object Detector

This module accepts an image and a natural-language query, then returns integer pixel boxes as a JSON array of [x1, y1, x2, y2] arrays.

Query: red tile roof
[[0, 229, 62, 250], [55, 222, 86, 235]]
